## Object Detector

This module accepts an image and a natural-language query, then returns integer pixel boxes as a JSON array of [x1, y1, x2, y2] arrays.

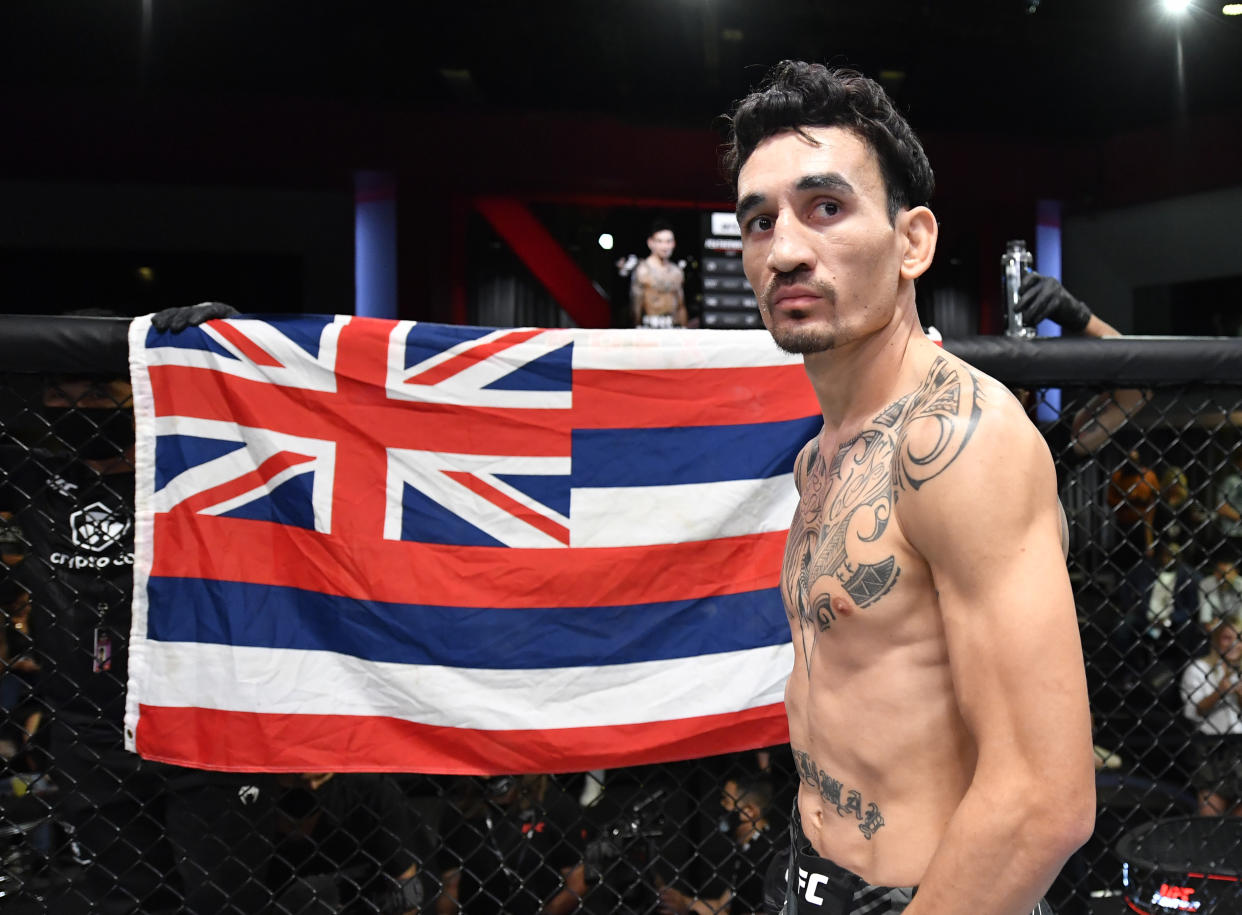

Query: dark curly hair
[[723, 61, 935, 223]]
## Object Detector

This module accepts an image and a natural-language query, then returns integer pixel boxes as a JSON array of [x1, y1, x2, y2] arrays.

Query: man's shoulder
[[888, 347, 1055, 547], [877, 346, 1038, 490], [915, 349, 1041, 456]]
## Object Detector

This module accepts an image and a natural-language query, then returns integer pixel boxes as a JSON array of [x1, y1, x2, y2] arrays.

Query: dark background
[[1, 0, 1239, 331]]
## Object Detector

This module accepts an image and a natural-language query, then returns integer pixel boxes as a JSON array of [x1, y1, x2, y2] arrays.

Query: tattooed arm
[[631, 261, 648, 326], [896, 381, 1095, 915], [675, 265, 688, 328]]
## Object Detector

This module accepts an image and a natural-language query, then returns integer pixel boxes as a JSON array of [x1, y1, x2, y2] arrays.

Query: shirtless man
[[632, 220, 688, 328], [724, 62, 1095, 914]]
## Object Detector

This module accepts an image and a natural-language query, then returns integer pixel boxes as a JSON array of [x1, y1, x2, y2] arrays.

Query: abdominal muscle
[[785, 626, 976, 888]]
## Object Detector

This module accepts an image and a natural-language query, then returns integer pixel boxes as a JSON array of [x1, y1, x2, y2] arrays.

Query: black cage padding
[[2, 313, 1241, 385]]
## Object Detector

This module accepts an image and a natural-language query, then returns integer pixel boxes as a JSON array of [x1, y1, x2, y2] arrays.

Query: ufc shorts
[[773, 804, 1054, 915]]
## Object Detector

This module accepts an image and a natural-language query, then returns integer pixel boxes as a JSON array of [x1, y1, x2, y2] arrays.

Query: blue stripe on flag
[[571, 415, 820, 488], [145, 577, 788, 668]]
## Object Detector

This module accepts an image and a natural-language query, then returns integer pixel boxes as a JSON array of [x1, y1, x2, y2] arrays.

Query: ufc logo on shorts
[[792, 866, 830, 907]]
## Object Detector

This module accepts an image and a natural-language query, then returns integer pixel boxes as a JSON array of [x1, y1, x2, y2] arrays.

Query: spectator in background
[[0, 512, 34, 697], [631, 220, 687, 329], [1155, 465, 1213, 563], [1107, 446, 1161, 574], [655, 776, 779, 915], [8, 367, 273, 915], [1215, 447, 1242, 546], [1179, 616, 1242, 816], [1199, 547, 1242, 630], [1119, 538, 1204, 670], [269, 772, 430, 914], [0, 584, 45, 776], [0, 303, 273, 914], [438, 775, 591, 915]]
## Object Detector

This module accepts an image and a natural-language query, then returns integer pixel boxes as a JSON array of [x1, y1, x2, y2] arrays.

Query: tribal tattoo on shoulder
[[793, 749, 885, 839], [783, 357, 982, 676]]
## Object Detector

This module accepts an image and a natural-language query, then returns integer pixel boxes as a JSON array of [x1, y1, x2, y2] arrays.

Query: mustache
[[762, 273, 837, 309]]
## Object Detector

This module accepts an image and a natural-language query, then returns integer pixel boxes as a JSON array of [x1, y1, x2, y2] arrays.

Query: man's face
[[736, 126, 912, 355], [41, 377, 135, 462], [42, 378, 133, 410], [1217, 622, 1241, 662], [648, 230, 675, 260]]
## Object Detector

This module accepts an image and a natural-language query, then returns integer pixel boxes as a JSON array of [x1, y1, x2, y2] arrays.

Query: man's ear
[[899, 206, 938, 281]]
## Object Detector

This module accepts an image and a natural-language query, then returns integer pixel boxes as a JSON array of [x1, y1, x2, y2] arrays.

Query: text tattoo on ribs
[[793, 749, 886, 840], [782, 356, 981, 672]]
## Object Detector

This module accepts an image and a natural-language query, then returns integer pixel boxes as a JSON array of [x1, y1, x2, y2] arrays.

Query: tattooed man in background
[[725, 62, 1094, 915]]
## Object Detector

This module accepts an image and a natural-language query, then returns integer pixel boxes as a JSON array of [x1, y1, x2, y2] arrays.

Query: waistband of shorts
[[790, 802, 914, 896]]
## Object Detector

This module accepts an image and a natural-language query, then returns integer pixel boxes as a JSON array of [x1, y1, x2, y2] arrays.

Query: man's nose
[[767, 218, 816, 275]]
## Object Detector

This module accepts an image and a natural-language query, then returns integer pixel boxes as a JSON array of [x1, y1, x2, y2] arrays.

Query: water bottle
[[1001, 239, 1035, 338]]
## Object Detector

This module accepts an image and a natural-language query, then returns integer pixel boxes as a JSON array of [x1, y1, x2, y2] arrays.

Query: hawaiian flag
[[126, 314, 818, 774]]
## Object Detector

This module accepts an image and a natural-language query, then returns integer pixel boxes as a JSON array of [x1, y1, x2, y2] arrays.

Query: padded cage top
[[1118, 816, 1242, 874]]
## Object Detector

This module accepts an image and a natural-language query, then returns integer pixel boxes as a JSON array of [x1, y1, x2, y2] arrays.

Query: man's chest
[[642, 262, 680, 292], [781, 431, 915, 634]]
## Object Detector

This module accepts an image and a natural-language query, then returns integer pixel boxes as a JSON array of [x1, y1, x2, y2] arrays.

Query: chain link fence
[[2, 317, 1241, 914]]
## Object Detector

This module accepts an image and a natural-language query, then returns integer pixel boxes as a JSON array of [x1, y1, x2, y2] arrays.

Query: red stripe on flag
[[404, 328, 545, 386], [152, 512, 784, 607], [209, 321, 285, 367], [573, 365, 819, 429], [133, 703, 790, 774], [444, 470, 570, 545]]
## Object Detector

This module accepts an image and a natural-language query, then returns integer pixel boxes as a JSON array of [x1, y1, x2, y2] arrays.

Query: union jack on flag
[[126, 314, 818, 774]]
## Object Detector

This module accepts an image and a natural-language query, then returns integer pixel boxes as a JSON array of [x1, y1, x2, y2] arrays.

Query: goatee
[[768, 328, 837, 355], [761, 276, 838, 355]]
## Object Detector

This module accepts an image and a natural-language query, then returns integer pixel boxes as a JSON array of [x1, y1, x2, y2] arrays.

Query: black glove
[[1015, 273, 1091, 333], [150, 301, 239, 333], [582, 835, 622, 883], [369, 872, 428, 915]]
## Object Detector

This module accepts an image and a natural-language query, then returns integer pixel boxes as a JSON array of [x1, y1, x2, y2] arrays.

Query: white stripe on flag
[[135, 641, 793, 730], [569, 328, 801, 371], [570, 474, 797, 547]]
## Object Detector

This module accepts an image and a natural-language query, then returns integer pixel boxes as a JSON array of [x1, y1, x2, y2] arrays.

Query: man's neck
[[802, 301, 922, 432]]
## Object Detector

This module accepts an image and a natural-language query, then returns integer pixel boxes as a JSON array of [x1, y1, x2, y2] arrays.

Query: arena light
[[1163, 0, 1191, 12], [597, 233, 614, 251], [1224, 3, 1242, 13]]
